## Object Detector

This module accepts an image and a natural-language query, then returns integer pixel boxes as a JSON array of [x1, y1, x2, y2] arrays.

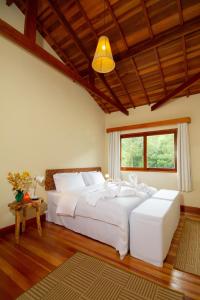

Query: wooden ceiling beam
[[48, 0, 127, 114], [104, 0, 150, 105], [176, 0, 184, 25], [154, 49, 168, 96], [24, 0, 38, 43], [141, 0, 167, 97], [0, 19, 128, 115], [130, 59, 150, 104], [114, 16, 200, 63], [76, 0, 135, 109], [151, 72, 200, 110], [88, 65, 95, 86], [140, 0, 153, 38]]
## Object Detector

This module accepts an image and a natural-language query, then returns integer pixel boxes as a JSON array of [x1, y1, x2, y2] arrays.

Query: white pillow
[[53, 172, 85, 192], [81, 171, 105, 186]]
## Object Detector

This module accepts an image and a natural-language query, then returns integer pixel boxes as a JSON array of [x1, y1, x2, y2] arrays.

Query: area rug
[[17, 252, 183, 300], [174, 218, 200, 276]]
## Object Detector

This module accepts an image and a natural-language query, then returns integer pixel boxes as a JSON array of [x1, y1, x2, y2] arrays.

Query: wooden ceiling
[[8, 0, 200, 113]]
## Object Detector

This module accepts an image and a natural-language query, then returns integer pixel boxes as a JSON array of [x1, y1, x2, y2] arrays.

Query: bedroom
[[0, 0, 200, 299]]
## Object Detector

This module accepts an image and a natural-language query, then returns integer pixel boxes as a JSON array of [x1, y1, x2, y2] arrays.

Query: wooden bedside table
[[8, 198, 44, 244]]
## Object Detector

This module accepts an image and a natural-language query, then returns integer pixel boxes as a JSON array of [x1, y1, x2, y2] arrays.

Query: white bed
[[45, 167, 156, 258], [47, 190, 145, 258]]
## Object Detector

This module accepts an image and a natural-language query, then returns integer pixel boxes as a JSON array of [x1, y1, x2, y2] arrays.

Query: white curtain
[[177, 123, 192, 192], [108, 131, 121, 180]]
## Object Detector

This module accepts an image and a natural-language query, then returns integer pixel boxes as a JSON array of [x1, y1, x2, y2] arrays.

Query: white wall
[[105, 95, 200, 208], [0, 2, 105, 227], [1, 1, 200, 230]]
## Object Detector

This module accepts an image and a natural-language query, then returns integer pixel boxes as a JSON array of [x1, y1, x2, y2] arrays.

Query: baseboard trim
[[180, 205, 200, 215], [0, 214, 46, 236]]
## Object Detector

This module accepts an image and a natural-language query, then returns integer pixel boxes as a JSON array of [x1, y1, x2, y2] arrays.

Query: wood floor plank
[[0, 212, 199, 300]]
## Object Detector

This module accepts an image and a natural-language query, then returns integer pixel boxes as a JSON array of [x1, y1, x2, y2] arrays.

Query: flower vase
[[15, 190, 24, 202]]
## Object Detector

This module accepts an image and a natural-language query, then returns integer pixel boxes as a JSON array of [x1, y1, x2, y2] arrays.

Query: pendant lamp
[[92, 35, 115, 73]]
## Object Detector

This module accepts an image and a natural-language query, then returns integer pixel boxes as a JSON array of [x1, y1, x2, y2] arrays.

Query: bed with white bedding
[[45, 167, 157, 258]]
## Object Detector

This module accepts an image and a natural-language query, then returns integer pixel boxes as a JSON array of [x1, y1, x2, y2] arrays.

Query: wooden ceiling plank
[[114, 16, 200, 63], [0, 18, 128, 115], [24, 0, 38, 43], [104, 0, 150, 106], [151, 72, 200, 110], [141, 0, 167, 97], [48, 0, 126, 112]]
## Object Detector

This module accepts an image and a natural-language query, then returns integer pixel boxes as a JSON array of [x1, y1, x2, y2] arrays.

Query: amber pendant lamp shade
[[92, 36, 115, 73]]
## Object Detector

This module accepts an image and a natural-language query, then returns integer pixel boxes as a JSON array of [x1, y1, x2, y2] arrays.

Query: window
[[121, 129, 177, 172]]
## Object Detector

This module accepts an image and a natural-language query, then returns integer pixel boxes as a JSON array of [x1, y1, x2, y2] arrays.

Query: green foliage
[[147, 134, 175, 168], [121, 134, 175, 169], [121, 137, 144, 167]]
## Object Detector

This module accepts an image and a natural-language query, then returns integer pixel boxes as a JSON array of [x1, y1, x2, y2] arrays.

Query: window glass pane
[[121, 137, 144, 168], [147, 134, 175, 169]]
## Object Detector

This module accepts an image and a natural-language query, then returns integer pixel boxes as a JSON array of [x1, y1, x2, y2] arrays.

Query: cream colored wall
[[1, 1, 200, 230], [0, 2, 105, 227], [105, 95, 200, 208]]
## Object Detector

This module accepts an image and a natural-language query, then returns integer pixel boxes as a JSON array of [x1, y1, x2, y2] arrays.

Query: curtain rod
[[106, 117, 191, 133]]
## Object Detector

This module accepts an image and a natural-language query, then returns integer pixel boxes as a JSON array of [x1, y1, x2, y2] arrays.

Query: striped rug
[[18, 252, 183, 300], [175, 218, 200, 276]]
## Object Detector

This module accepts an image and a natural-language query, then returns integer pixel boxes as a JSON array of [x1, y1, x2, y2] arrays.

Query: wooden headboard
[[45, 167, 102, 191]]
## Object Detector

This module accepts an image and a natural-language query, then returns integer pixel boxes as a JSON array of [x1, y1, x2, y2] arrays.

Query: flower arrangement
[[7, 171, 32, 202]]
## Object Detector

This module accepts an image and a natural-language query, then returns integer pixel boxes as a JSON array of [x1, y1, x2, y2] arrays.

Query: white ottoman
[[153, 189, 180, 230], [130, 198, 179, 267]]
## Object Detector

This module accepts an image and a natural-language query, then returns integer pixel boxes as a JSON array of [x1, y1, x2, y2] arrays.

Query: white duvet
[[56, 182, 157, 228]]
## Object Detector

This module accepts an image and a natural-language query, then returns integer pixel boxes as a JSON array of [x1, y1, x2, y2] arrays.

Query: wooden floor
[[0, 213, 199, 300]]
